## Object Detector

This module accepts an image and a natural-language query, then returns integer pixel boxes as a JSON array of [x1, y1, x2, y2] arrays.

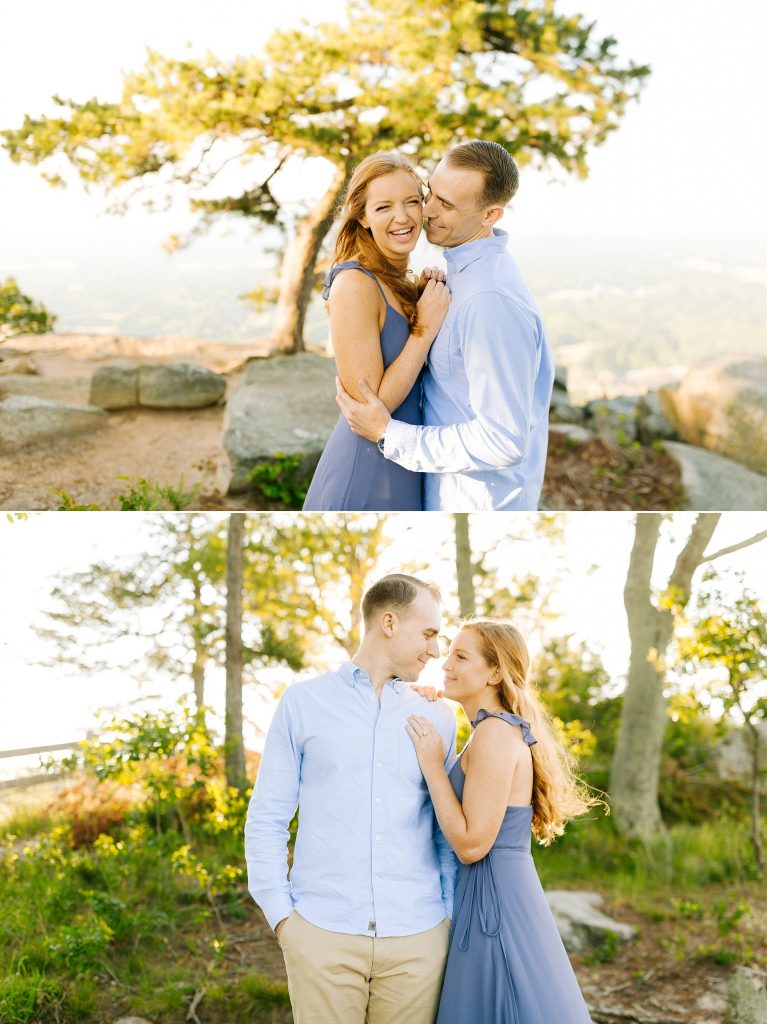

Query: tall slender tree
[[224, 513, 247, 791], [454, 514, 477, 619]]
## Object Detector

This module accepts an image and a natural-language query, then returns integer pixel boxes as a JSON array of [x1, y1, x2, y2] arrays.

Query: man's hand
[[336, 377, 392, 443], [411, 685, 445, 702], [417, 265, 447, 294]]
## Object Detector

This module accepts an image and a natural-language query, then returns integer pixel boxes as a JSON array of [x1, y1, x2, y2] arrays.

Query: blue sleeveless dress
[[436, 710, 592, 1024], [302, 261, 424, 511]]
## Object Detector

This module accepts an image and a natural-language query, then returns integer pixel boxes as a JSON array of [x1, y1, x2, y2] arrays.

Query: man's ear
[[381, 610, 396, 637], [482, 205, 505, 228]]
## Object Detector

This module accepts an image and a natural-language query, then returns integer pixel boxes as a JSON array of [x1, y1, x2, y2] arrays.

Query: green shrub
[[247, 452, 316, 508]]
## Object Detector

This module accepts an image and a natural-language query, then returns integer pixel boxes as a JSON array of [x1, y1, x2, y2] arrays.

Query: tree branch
[[700, 529, 767, 565]]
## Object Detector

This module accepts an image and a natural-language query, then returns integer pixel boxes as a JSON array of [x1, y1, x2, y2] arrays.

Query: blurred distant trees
[[2, 1, 649, 352], [678, 579, 767, 871], [451, 511, 563, 629], [33, 512, 389, 705], [0, 276, 56, 340]]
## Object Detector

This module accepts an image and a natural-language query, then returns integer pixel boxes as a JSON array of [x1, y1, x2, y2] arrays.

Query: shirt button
[[376, 762, 383, 768], [369, 695, 375, 702], [375, 797, 381, 804], [374, 873, 381, 879], [375, 834, 381, 840]]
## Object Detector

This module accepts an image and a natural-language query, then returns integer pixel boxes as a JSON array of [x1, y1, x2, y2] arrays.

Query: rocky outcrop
[[89, 362, 139, 409], [550, 374, 677, 447], [221, 353, 338, 493], [726, 967, 767, 1024], [137, 364, 226, 408], [716, 722, 767, 782], [89, 362, 226, 409], [584, 395, 642, 442], [545, 890, 635, 954], [0, 395, 108, 450], [663, 441, 767, 511], [660, 355, 767, 475]]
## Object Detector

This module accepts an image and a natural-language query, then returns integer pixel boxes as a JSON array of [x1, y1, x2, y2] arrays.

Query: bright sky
[[1, 0, 765, 273], [1, 512, 766, 777]]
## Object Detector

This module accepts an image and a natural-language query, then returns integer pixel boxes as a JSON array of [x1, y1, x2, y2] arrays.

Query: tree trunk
[[270, 163, 350, 354], [190, 574, 206, 710], [746, 716, 765, 874], [610, 513, 720, 840], [225, 513, 247, 791], [454, 514, 476, 618]]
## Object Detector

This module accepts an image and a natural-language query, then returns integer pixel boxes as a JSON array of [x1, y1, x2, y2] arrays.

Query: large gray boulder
[[222, 352, 338, 493], [636, 391, 678, 445], [660, 355, 767, 475], [545, 890, 635, 954], [0, 395, 108, 450], [137, 363, 226, 408], [90, 362, 139, 409], [665, 441, 767, 510], [716, 722, 767, 782], [585, 395, 640, 442], [726, 967, 767, 1024], [549, 422, 592, 443]]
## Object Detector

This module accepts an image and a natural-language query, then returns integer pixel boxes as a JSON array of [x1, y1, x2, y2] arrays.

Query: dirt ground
[[186, 890, 750, 1024], [0, 336, 259, 511]]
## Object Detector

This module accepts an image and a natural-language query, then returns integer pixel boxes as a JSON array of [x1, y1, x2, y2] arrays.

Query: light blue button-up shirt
[[244, 661, 458, 937], [384, 229, 554, 511]]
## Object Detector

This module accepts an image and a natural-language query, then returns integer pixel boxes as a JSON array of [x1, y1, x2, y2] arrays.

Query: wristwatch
[[376, 435, 386, 454]]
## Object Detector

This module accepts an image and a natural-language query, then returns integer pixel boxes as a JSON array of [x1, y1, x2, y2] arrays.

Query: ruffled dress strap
[[471, 709, 537, 746], [322, 260, 387, 301]]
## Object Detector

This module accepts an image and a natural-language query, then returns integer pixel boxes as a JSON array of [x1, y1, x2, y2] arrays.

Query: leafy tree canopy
[[1, 2, 650, 350]]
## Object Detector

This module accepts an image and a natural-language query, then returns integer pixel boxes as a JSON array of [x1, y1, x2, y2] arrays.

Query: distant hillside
[[4, 241, 765, 403]]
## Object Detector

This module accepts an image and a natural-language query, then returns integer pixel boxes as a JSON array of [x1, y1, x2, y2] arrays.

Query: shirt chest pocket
[[428, 319, 458, 380]]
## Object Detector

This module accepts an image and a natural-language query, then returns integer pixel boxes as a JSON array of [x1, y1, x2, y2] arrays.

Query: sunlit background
[[2, 511, 765, 783], [2, 0, 765, 399]]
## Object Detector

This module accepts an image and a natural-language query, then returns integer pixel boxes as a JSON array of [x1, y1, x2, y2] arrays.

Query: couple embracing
[[303, 141, 554, 513], [245, 574, 594, 1023]]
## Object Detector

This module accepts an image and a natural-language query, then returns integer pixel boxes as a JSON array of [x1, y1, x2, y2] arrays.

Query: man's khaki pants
[[278, 912, 450, 1024]]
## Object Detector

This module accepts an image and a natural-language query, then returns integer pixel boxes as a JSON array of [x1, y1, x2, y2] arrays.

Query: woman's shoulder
[[472, 710, 536, 750], [323, 262, 382, 303]]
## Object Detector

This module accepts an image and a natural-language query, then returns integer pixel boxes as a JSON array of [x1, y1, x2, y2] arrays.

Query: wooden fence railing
[[0, 739, 90, 792]]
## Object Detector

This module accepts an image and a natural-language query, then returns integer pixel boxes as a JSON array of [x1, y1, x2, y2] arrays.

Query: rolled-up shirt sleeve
[[244, 690, 301, 931], [384, 292, 540, 473]]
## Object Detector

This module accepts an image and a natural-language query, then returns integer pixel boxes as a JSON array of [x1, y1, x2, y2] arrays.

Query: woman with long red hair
[[303, 151, 450, 511], [409, 620, 596, 1023]]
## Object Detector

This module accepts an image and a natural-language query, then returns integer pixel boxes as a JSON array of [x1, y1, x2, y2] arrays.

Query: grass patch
[[534, 811, 764, 898]]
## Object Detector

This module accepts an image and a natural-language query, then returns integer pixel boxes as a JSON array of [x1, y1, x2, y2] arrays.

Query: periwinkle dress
[[436, 710, 592, 1024], [302, 261, 424, 511]]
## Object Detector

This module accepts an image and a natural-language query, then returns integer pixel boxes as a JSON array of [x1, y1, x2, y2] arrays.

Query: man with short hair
[[337, 139, 554, 512], [245, 573, 458, 1024]]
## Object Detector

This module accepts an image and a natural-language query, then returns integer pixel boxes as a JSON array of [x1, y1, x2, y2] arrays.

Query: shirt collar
[[339, 661, 404, 693], [444, 227, 508, 273]]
